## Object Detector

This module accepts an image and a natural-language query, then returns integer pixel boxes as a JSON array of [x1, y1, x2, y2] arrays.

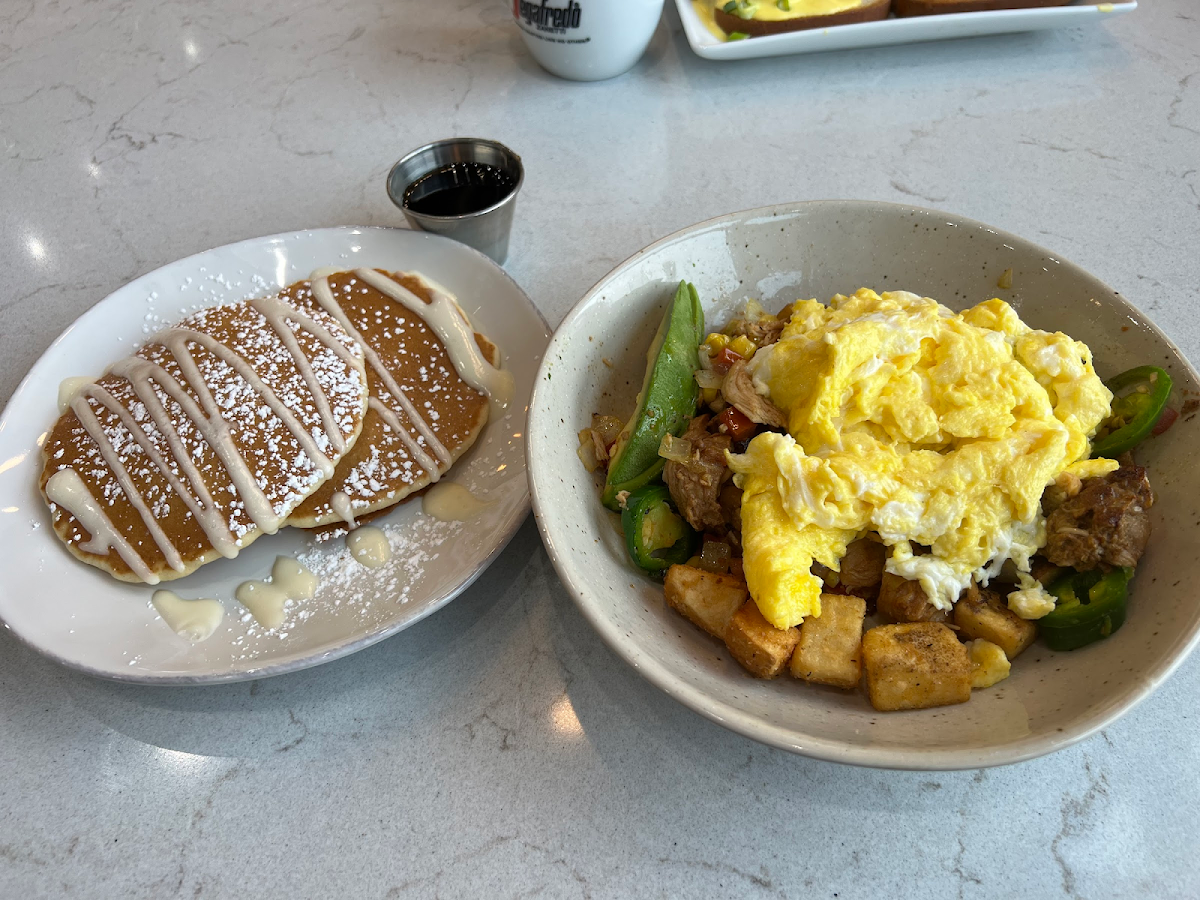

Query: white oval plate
[[528, 200, 1200, 769], [0, 227, 550, 684], [674, 0, 1136, 61]]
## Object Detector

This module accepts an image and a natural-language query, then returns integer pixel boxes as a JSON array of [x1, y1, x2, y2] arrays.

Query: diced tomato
[[710, 347, 744, 375], [1152, 405, 1178, 436], [717, 406, 757, 442]]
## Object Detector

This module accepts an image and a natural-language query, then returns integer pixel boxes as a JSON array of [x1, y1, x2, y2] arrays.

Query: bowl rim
[[527, 199, 1200, 770]]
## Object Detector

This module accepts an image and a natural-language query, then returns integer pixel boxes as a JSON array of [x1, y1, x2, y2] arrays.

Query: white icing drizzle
[[57, 377, 92, 414], [45, 468, 159, 584], [68, 394, 187, 573], [235, 580, 289, 629], [235, 556, 319, 629], [55, 291, 364, 582], [347, 526, 391, 568], [329, 491, 357, 527], [73, 383, 238, 559], [354, 268, 514, 417], [422, 482, 495, 522], [166, 323, 341, 473], [108, 350, 286, 535], [271, 555, 319, 600], [246, 295, 363, 458], [367, 396, 441, 478], [310, 275, 449, 477], [151, 590, 224, 642]]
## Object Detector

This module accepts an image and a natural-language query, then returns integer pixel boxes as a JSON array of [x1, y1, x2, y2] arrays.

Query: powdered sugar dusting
[[298, 515, 464, 608], [219, 512, 466, 657]]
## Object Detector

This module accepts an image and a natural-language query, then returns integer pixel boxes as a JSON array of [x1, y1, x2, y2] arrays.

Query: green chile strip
[[1091, 366, 1173, 459]]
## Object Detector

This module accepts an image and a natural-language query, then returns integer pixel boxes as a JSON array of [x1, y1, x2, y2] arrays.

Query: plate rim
[[0, 225, 549, 685], [527, 198, 1200, 770]]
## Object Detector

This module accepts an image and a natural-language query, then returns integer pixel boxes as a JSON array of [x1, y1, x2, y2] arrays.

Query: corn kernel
[[700, 387, 718, 405], [703, 333, 729, 353], [729, 335, 757, 359]]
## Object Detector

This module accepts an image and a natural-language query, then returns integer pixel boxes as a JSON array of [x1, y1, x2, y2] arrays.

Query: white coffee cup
[[512, 0, 665, 82]]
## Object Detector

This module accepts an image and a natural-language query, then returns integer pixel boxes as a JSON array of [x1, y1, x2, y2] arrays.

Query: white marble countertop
[[3, 0, 1199, 896]]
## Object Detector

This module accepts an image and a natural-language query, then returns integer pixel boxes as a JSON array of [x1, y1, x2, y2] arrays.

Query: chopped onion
[[576, 429, 600, 472], [591, 414, 622, 446], [812, 562, 839, 588], [697, 541, 732, 574], [658, 434, 693, 463], [593, 430, 612, 464], [742, 297, 768, 320], [695, 369, 724, 390]]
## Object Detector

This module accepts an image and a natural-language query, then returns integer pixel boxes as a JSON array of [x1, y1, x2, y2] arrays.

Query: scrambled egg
[[728, 289, 1116, 630], [966, 639, 1011, 689], [1007, 573, 1059, 620]]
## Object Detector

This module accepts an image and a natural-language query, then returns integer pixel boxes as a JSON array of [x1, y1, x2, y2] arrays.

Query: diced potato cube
[[877, 572, 949, 624], [953, 584, 1037, 659], [790, 593, 866, 689], [966, 639, 1011, 689], [664, 565, 748, 640], [861, 623, 971, 712], [724, 600, 800, 679]]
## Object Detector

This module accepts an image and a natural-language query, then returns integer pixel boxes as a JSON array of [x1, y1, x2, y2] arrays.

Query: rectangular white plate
[[674, 0, 1136, 59]]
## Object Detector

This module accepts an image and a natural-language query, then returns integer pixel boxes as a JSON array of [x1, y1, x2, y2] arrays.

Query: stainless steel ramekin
[[387, 138, 524, 265]]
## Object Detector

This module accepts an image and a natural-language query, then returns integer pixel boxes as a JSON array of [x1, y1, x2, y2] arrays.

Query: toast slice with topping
[[893, 0, 1068, 15], [713, 0, 891, 36]]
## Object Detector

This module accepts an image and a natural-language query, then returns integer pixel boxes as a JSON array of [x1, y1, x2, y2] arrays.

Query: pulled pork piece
[[877, 572, 949, 624], [1045, 465, 1154, 570], [664, 415, 731, 531], [722, 359, 787, 429], [724, 316, 786, 348], [839, 538, 887, 590], [718, 482, 743, 535]]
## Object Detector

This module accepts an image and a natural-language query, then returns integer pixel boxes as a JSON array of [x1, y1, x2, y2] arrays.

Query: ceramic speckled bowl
[[527, 200, 1200, 770]]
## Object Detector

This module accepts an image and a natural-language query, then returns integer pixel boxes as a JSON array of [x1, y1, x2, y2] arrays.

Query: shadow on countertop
[[3, 517, 544, 759]]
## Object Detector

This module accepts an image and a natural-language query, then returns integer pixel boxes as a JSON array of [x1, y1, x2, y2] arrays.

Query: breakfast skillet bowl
[[526, 200, 1200, 770]]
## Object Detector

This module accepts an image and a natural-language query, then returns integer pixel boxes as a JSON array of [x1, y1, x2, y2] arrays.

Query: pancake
[[288, 269, 506, 529], [39, 288, 369, 584]]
